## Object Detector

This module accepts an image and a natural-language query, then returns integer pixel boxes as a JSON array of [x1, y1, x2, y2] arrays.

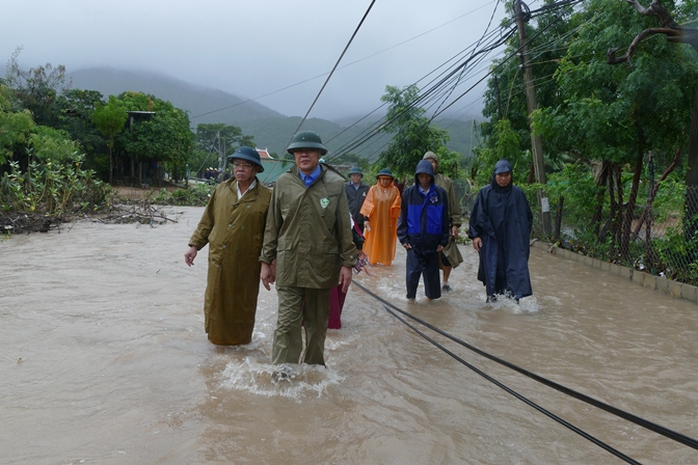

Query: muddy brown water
[[1, 207, 696, 464]]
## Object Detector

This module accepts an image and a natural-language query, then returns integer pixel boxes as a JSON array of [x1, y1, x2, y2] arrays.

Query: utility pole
[[515, 0, 551, 236]]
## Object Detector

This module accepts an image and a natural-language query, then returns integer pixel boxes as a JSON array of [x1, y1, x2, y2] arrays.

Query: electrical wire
[[381, 304, 643, 465], [352, 279, 698, 453]]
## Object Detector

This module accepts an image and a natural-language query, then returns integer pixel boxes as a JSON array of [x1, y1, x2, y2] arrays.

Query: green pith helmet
[[377, 168, 394, 179], [347, 166, 364, 177], [228, 146, 264, 172], [286, 131, 328, 155]]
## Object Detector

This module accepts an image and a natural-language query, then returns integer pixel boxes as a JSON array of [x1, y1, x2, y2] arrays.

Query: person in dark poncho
[[468, 159, 533, 302]]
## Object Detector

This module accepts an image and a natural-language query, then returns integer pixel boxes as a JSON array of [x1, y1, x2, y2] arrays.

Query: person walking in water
[[422, 151, 463, 292], [260, 131, 356, 379], [397, 160, 449, 302], [360, 168, 401, 266], [468, 159, 533, 302], [344, 166, 370, 233], [184, 147, 271, 345]]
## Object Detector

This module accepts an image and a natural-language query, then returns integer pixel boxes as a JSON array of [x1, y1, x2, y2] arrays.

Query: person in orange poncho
[[360, 168, 402, 266]]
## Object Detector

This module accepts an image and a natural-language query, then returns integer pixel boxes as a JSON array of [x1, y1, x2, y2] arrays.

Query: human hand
[[339, 266, 353, 293], [451, 225, 458, 239], [472, 237, 482, 252], [260, 262, 275, 290], [364, 221, 371, 232], [402, 242, 412, 250], [437, 245, 444, 253], [184, 246, 198, 267]]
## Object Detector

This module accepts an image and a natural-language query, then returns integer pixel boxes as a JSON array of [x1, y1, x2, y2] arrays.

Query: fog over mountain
[[1, 1, 504, 122]]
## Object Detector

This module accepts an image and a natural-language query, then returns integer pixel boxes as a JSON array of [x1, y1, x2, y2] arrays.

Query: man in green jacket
[[260, 131, 356, 377], [185, 147, 272, 345]]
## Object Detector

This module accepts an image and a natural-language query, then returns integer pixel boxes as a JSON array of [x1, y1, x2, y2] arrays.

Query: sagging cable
[[382, 304, 641, 465], [353, 280, 698, 452]]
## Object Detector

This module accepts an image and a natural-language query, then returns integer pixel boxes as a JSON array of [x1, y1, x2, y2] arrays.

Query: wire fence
[[524, 185, 698, 287]]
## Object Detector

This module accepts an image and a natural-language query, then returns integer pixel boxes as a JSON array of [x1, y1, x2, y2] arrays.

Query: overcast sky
[[1, 0, 515, 121]]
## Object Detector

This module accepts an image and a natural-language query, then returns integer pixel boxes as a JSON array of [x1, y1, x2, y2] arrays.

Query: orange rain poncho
[[360, 181, 401, 265]]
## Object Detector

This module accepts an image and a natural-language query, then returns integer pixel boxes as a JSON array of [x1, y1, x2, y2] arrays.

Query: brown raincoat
[[188, 178, 272, 345], [360, 182, 401, 266], [435, 172, 463, 268]]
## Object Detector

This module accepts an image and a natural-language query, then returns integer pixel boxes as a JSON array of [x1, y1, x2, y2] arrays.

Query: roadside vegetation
[[3, 1, 698, 283]]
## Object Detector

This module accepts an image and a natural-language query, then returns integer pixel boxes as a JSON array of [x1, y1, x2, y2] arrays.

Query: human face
[[292, 148, 321, 175], [495, 171, 512, 187], [417, 173, 432, 190], [350, 173, 362, 185], [378, 176, 392, 188], [232, 160, 258, 184]]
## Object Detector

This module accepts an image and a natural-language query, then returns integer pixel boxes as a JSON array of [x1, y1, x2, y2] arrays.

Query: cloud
[[1, 0, 506, 120]]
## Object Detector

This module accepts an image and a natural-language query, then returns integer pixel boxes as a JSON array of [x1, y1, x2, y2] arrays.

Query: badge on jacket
[[320, 198, 329, 209]]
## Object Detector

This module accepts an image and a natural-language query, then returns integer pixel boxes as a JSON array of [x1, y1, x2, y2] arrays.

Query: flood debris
[[90, 200, 179, 226], [1, 200, 179, 235]]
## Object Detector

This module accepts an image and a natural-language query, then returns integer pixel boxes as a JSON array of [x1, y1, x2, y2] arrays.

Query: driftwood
[[0, 213, 63, 234], [1, 201, 179, 235], [92, 201, 179, 226]]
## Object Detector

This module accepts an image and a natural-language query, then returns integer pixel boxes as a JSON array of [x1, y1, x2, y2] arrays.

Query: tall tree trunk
[[621, 143, 645, 260], [593, 160, 609, 240], [632, 146, 681, 237]]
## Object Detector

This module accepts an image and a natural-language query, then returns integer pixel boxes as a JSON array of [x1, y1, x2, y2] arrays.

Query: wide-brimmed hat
[[347, 167, 364, 177], [286, 131, 328, 155], [228, 146, 264, 172], [376, 168, 394, 179]]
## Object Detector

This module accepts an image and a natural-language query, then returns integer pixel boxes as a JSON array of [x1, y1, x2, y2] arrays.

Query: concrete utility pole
[[515, 0, 552, 236]]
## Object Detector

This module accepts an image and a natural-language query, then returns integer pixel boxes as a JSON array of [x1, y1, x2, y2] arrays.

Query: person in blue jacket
[[468, 159, 533, 302], [397, 159, 450, 302]]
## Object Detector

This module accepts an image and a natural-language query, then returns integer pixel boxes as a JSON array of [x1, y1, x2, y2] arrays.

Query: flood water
[[1, 206, 697, 464]]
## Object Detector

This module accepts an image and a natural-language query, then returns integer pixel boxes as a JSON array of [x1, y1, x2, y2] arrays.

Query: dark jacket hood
[[415, 159, 435, 184]]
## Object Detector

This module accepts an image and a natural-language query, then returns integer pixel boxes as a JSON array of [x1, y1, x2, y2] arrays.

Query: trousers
[[272, 286, 331, 365]]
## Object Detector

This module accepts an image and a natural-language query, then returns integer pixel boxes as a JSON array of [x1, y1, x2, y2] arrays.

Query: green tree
[[479, 0, 575, 178], [0, 85, 35, 167], [56, 90, 106, 153], [5, 48, 70, 128], [474, 118, 523, 186], [115, 92, 193, 185], [29, 126, 82, 162], [194, 123, 254, 175], [533, 0, 696, 259], [604, 0, 698, 247], [93, 95, 128, 184], [376, 84, 450, 179]]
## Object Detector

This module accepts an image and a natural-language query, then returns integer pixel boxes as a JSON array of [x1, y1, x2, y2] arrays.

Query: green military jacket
[[260, 164, 357, 289]]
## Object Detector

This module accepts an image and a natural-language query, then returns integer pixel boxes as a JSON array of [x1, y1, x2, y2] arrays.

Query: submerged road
[[1, 206, 696, 464]]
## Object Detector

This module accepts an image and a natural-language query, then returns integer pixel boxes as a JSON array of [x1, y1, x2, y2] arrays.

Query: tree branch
[[608, 0, 698, 66]]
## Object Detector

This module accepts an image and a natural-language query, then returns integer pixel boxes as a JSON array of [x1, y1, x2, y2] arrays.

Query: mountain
[[68, 67, 284, 124], [53, 67, 480, 162]]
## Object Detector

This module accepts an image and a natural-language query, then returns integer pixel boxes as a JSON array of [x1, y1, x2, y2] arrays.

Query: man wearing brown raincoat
[[185, 147, 272, 345]]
